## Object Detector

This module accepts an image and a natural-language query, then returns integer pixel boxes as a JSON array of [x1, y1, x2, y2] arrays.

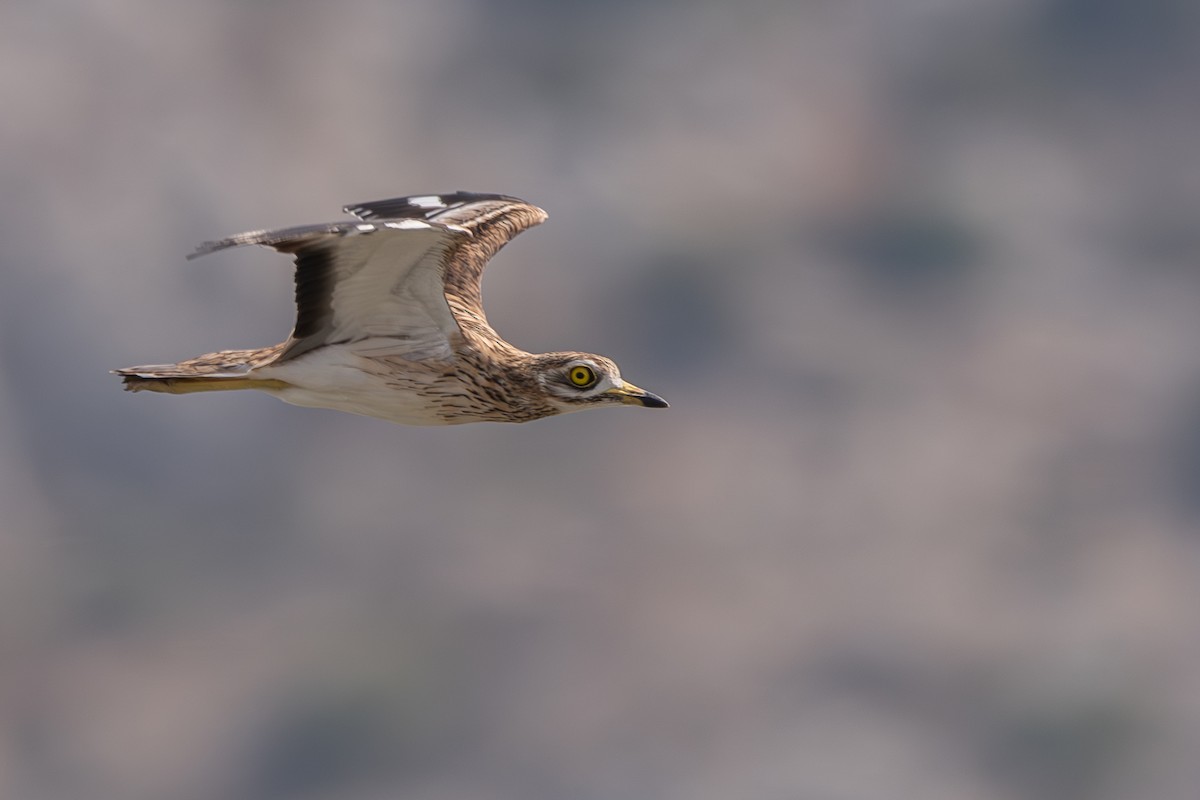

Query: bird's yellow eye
[[569, 365, 597, 388]]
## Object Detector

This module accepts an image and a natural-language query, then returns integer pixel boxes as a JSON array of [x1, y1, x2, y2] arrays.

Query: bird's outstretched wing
[[345, 193, 548, 324], [189, 193, 547, 363]]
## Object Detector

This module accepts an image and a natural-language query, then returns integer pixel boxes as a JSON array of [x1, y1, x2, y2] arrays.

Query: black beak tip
[[640, 392, 669, 409]]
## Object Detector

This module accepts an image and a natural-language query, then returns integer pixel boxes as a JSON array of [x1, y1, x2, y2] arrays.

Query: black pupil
[[574, 370, 588, 383]]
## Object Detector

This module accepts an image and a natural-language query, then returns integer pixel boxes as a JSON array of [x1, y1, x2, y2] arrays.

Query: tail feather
[[116, 373, 289, 394], [114, 345, 288, 395]]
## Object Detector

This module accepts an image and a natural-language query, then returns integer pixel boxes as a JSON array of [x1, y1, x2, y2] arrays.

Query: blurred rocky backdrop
[[2, 1, 1199, 799]]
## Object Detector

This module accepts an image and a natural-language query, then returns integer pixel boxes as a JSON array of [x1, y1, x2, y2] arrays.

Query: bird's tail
[[114, 346, 288, 394]]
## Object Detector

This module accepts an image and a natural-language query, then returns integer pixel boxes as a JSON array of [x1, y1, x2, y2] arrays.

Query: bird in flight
[[115, 193, 667, 425]]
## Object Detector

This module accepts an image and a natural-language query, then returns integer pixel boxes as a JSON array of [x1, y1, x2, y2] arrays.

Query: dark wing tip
[[186, 223, 357, 260], [186, 227, 283, 260], [343, 192, 529, 222], [187, 238, 238, 261]]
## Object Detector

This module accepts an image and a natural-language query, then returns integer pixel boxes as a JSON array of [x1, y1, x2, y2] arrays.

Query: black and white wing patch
[[189, 216, 469, 363], [343, 192, 524, 223], [343, 193, 548, 317]]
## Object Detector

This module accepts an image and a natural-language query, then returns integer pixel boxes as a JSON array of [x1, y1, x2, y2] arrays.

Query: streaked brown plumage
[[115, 193, 667, 425]]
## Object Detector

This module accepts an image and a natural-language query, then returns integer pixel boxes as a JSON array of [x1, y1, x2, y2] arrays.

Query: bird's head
[[531, 352, 668, 414]]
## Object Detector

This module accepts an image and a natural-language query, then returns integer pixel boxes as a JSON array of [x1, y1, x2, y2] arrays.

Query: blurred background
[[3, 1, 1200, 798]]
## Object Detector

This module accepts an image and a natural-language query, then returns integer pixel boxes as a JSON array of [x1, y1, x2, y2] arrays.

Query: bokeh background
[[3, 1, 1200, 798]]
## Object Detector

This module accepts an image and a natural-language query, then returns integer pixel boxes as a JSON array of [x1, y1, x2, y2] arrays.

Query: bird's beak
[[605, 382, 669, 408]]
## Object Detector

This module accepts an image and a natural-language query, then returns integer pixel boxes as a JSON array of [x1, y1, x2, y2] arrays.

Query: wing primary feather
[[187, 222, 358, 260], [343, 192, 524, 222]]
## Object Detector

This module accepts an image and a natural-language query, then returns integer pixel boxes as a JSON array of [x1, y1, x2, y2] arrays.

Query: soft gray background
[[3, 1, 1200, 799]]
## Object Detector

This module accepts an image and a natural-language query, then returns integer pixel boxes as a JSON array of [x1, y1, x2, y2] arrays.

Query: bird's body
[[115, 193, 666, 424]]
